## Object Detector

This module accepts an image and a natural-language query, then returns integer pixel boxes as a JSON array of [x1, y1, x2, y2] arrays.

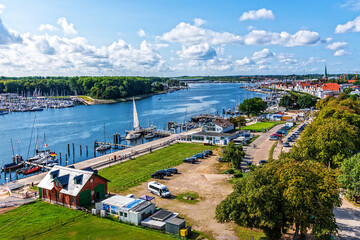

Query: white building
[[95, 195, 155, 225]]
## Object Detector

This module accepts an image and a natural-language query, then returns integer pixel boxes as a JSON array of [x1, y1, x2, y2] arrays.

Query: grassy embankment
[[242, 121, 285, 132], [100, 143, 218, 193], [0, 201, 175, 240]]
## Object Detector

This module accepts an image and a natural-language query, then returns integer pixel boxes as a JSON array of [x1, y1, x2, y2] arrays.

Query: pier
[[8, 127, 201, 186]]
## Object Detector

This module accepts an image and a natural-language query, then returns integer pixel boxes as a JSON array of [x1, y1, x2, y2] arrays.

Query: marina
[[0, 83, 267, 184]]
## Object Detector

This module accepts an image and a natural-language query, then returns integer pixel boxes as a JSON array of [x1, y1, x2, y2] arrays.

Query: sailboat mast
[[104, 123, 106, 143]]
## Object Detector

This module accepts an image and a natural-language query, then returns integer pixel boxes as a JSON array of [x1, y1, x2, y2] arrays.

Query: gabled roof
[[213, 119, 233, 129], [38, 165, 95, 196], [322, 83, 340, 92]]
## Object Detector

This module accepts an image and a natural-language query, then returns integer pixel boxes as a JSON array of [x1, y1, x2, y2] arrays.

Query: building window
[[124, 212, 127, 218], [120, 211, 123, 216], [72, 196, 75, 203], [58, 193, 61, 200]]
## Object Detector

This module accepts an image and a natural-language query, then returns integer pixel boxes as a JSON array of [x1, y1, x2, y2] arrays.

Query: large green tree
[[222, 141, 245, 170], [279, 95, 295, 108], [216, 159, 341, 240], [238, 97, 267, 116], [297, 94, 317, 108], [339, 153, 360, 204]]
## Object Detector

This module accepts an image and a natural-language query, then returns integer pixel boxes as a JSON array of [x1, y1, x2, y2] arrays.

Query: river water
[[0, 83, 266, 183]]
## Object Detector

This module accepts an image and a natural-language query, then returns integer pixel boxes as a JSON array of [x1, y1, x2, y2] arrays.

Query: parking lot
[[121, 148, 238, 240]]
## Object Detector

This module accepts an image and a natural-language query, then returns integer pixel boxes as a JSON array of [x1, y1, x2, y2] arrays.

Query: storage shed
[[165, 217, 186, 235]]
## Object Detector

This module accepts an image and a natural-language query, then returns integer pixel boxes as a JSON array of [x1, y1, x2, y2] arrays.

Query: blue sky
[[0, 0, 359, 76]]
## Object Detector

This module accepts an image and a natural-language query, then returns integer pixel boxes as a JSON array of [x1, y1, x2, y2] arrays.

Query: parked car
[[183, 157, 197, 164], [287, 138, 294, 142], [218, 157, 224, 162], [203, 150, 213, 155], [272, 133, 282, 137], [269, 135, 279, 140], [166, 168, 178, 174], [193, 153, 205, 159], [284, 142, 291, 147], [151, 172, 165, 179], [246, 161, 252, 166], [281, 126, 291, 130], [157, 170, 172, 176], [201, 151, 209, 157], [258, 160, 267, 165]]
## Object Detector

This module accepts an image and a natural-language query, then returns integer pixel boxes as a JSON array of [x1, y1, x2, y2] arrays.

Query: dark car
[[218, 157, 224, 162], [193, 153, 205, 159], [183, 157, 197, 164], [269, 135, 279, 140], [282, 126, 291, 130], [157, 170, 172, 176], [166, 168, 178, 174], [258, 160, 267, 165], [151, 172, 164, 179], [284, 142, 291, 147], [203, 150, 213, 156], [277, 129, 287, 134], [246, 161, 252, 166], [287, 137, 294, 142]]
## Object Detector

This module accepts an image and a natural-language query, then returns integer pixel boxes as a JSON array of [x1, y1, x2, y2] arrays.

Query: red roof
[[322, 83, 340, 92], [348, 80, 356, 83]]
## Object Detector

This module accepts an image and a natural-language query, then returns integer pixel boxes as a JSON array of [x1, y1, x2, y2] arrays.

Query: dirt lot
[[121, 148, 239, 240]]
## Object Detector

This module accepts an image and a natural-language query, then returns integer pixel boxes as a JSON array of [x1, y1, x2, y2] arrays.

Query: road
[[334, 197, 360, 239]]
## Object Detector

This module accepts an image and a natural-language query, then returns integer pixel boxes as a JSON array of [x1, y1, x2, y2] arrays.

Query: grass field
[[0, 201, 175, 240], [242, 122, 285, 132], [99, 143, 218, 193], [235, 226, 266, 240], [176, 192, 200, 204]]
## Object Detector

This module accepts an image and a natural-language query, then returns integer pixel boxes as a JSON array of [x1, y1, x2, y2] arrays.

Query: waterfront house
[[38, 165, 109, 208]]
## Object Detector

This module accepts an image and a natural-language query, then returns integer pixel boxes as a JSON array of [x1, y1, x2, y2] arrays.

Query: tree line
[[279, 91, 318, 109], [0, 76, 184, 99], [216, 92, 360, 239]]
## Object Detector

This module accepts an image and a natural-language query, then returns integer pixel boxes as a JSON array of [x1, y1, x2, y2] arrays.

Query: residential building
[[38, 166, 109, 208]]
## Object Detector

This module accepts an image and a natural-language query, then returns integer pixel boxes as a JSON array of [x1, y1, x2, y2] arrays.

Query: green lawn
[[176, 192, 200, 204], [0, 201, 175, 240], [99, 143, 218, 192], [235, 226, 266, 240], [241, 122, 285, 132]]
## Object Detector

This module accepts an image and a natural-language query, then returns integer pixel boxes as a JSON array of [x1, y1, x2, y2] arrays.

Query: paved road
[[242, 124, 285, 166], [334, 198, 360, 239]]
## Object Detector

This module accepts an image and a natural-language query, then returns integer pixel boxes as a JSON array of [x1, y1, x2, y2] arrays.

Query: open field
[[242, 121, 285, 132], [99, 143, 218, 192], [0, 201, 175, 240]]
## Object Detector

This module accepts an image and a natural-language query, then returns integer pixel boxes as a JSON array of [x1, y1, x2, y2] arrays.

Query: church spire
[[324, 65, 328, 79]]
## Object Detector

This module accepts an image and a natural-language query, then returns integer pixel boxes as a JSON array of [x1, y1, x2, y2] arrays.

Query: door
[[94, 184, 105, 200], [79, 189, 91, 207]]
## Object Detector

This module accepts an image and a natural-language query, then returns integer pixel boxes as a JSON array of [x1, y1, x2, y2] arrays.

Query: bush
[[224, 169, 235, 174], [233, 173, 243, 178]]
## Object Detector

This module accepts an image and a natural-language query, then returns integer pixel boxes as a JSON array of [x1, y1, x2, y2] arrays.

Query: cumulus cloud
[[335, 16, 360, 33], [137, 29, 146, 37], [39, 24, 58, 32], [193, 18, 206, 27], [326, 41, 348, 50], [235, 57, 255, 66], [177, 43, 216, 60], [252, 48, 274, 59], [0, 4, 5, 14], [334, 49, 351, 56], [244, 29, 322, 46], [57, 17, 78, 36], [239, 8, 275, 21], [341, 0, 360, 11], [0, 19, 22, 44]]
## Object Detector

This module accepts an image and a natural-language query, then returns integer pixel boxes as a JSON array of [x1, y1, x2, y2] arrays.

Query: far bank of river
[[0, 83, 267, 184]]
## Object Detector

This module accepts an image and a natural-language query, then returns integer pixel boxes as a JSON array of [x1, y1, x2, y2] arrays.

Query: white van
[[148, 181, 171, 198]]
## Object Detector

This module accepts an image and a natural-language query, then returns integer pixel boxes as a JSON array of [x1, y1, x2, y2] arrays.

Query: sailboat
[[96, 123, 111, 152], [126, 98, 141, 140]]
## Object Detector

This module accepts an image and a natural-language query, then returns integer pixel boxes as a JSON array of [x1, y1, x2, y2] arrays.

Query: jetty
[[8, 127, 201, 186]]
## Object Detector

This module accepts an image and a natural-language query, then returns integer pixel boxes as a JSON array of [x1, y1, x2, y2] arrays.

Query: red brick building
[[38, 166, 109, 208]]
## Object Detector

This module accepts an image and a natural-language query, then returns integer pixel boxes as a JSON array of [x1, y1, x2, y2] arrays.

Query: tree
[[289, 118, 360, 168], [279, 95, 294, 108], [216, 159, 341, 240], [222, 141, 245, 170], [297, 94, 317, 109], [229, 116, 247, 129], [238, 97, 267, 116], [339, 153, 360, 204]]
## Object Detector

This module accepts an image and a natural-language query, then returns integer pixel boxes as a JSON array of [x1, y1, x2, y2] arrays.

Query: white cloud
[[326, 41, 348, 50], [177, 43, 217, 60], [39, 24, 58, 32], [335, 16, 360, 33], [0, 4, 5, 14], [0, 19, 22, 44], [235, 57, 255, 66], [334, 49, 351, 56], [341, 0, 360, 11], [137, 29, 146, 37], [244, 29, 322, 46], [239, 8, 275, 21], [193, 18, 206, 27], [252, 48, 274, 59], [57, 17, 78, 36]]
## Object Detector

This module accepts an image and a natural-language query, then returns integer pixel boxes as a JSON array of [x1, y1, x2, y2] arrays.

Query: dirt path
[[121, 148, 238, 240]]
